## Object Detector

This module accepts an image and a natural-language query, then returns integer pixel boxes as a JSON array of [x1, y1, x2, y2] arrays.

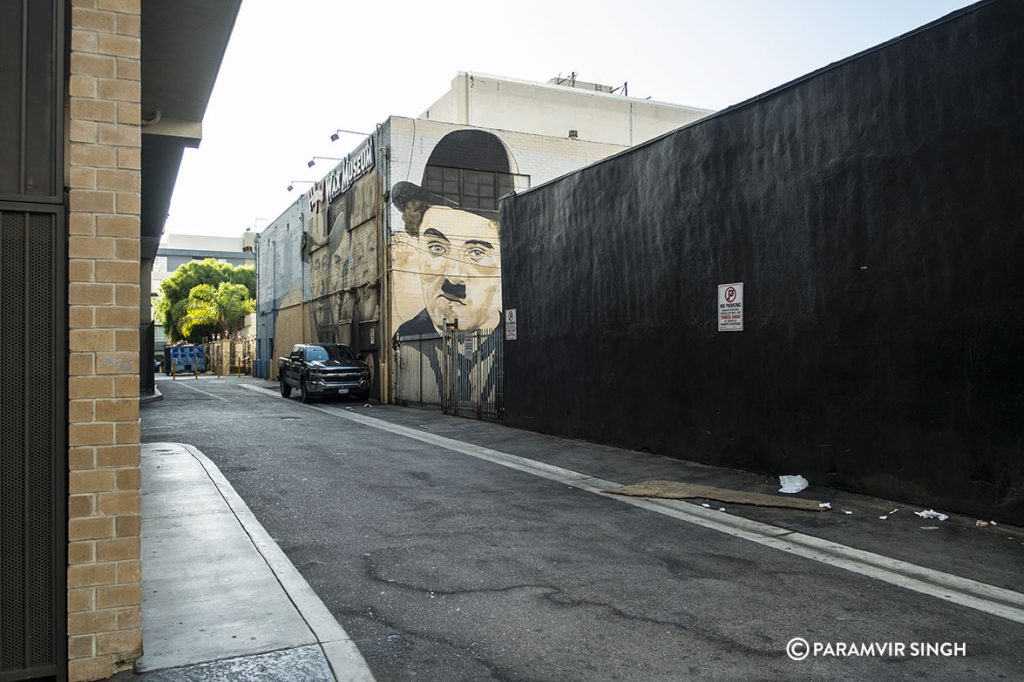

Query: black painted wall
[[500, 0, 1024, 523]]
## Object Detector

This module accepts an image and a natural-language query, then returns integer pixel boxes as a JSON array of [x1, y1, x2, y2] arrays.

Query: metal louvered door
[[0, 1, 67, 679], [0, 208, 66, 681]]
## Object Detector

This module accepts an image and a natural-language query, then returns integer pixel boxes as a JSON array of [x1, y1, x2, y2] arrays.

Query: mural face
[[417, 206, 501, 333], [390, 128, 515, 409], [391, 129, 516, 339]]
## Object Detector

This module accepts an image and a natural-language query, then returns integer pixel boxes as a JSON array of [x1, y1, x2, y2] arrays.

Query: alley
[[141, 377, 1024, 681]]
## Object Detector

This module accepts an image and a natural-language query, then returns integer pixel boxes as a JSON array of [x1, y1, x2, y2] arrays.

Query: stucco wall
[[420, 72, 711, 146]]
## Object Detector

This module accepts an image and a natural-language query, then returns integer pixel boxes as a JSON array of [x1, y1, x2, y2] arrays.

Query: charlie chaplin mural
[[392, 129, 516, 405]]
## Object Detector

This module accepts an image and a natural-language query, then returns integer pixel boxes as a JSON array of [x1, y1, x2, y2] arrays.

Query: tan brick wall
[[67, 1, 142, 680]]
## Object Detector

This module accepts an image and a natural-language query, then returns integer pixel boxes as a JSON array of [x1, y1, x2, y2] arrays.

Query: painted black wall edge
[[500, 0, 1024, 524]]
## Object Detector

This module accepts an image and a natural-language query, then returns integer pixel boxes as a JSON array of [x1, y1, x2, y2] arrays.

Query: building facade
[[255, 75, 710, 402], [420, 71, 711, 146], [0, 2, 239, 681]]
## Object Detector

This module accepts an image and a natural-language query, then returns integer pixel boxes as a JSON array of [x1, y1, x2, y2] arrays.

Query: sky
[[162, 0, 978, 240]]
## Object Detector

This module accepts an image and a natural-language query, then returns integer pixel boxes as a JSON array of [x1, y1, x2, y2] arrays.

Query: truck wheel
[[280, 376, 291, 398], [301, 379, 313, 404]]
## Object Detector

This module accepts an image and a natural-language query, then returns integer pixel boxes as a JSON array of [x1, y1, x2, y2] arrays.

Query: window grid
[[424, 165, 516, 211]]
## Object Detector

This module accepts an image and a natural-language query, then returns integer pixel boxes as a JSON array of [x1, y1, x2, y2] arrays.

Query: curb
[[140, 386, 163, 403], [181, 443, 376, 682]]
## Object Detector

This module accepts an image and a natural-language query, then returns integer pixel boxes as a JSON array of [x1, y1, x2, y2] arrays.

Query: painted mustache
[[439, 279, 466, 302]]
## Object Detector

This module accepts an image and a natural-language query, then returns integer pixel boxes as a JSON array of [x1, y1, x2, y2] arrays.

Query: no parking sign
[[505, 309, 517, 340], [718, 283, 744, 332]]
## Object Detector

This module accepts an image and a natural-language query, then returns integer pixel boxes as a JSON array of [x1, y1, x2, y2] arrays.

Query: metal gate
[[1, 2, 67, 680], [442, 327, 504, 421], [395, 326, 504, 422]]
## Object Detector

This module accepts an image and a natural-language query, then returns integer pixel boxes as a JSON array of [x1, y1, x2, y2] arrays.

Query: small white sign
[[718, 283, 744, 332], [464, 337, 474, 353], [505, 308, 518, 341]]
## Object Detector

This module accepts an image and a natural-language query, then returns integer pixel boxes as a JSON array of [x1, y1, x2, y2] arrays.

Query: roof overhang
[[140, 0, 241, 260]]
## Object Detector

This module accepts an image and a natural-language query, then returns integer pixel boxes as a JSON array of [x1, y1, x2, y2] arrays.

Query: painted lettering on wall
[[307, 136, 375, 214]]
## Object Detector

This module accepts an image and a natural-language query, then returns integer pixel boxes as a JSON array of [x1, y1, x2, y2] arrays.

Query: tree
[[155, 258, 256, 342], [180, 282, 255, 338]]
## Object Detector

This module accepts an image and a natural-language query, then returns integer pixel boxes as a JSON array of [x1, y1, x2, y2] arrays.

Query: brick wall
[[67, 1, 143, 680]]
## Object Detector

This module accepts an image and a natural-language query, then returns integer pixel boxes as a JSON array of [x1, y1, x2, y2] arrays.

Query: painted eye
[[467, 247, 486, 260], [428, 243, 447, 255]]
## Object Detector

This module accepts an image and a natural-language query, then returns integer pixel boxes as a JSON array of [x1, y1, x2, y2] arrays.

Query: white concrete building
[[420, 72, 713, 146]]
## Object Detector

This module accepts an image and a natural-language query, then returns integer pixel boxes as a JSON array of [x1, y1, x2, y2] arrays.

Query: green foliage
[[180, 282, 255, 338], [156, 258, 256, 342]]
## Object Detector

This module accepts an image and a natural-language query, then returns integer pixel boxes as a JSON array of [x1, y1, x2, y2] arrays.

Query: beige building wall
[[420, 72, 712, 146], [66, 0, 143, 679], [271, 303, 309, 380]]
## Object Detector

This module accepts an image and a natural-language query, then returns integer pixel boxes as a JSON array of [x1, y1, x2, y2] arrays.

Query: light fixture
[[287, 180, 314, 192], [307, 156, 344, 168], [330, 128, 370, 142]]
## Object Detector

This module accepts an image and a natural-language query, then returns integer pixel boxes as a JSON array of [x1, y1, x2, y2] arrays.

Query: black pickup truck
[[278, 343, 371, 403]]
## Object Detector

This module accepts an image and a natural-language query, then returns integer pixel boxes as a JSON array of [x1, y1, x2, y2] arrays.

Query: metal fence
[[395, 326, 504, 423], [140, 321, 155, 394], [202, 335, 255, 376]]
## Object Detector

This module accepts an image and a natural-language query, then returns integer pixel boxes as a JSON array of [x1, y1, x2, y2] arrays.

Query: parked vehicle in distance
[[278, 343, 371, 403]]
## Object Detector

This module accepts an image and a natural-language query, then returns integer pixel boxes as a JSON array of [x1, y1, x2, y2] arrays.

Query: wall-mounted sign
[[307, 136, 375, 214], [505, 308, 517, 340], [717, 283, 744, 332]]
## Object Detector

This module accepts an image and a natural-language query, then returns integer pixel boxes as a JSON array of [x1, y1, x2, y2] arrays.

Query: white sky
[[162, 0, 976, 240]]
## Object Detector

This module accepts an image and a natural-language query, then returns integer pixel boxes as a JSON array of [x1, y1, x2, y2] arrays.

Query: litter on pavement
[[915, 509, 949, 521], [607, 480, 828, 511], [778, 475, 809, 494]]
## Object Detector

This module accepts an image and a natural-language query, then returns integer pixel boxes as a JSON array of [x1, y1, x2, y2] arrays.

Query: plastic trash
[[778, 475, 809, 494], [841, 509, 853, 515], [976, 520, 990, 528], [818, 502, 832, 510], [701, 503, 711, 508], [914, 509, 949, 521]]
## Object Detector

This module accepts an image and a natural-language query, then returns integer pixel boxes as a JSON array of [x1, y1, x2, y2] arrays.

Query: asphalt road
[[142, 376, 1024, 681]]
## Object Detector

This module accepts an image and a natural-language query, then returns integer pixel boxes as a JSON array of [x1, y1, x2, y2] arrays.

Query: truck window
[[305, 346, 329, 362], [305, 345, 356, 363]]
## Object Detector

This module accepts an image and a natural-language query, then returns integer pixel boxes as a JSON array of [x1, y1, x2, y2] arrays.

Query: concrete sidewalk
[[114, 443, 374, 681]]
